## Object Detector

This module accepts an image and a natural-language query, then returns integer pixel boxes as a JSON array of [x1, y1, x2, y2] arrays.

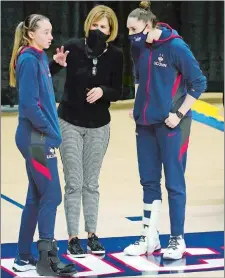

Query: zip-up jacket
[[15, 46, 62, 147], [132, 23, 207, 125]]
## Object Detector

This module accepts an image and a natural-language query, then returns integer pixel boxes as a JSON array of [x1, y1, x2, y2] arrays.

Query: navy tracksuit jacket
[[15, 46, 62, 257], [131, 23, 207, 236]]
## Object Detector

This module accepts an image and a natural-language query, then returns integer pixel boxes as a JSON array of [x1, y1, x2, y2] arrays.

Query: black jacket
[[49, 38, 123, 128]]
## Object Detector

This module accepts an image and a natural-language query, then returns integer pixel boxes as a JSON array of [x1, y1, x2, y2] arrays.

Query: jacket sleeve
[[99, 49, 124, 102], [170, 39, 207, 99], [18, 56, 58, 138], [49, 59, 63, 76], [49, 39, 73, 76]]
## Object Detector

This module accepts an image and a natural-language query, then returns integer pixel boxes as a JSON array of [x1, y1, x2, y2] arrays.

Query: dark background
[[1, 1, 224, 106]]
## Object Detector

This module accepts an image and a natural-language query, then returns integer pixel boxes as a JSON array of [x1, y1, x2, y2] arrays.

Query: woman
[[124, 1, 207, 259], [9, 14, 76, 276], [49, 5, 123, 257]]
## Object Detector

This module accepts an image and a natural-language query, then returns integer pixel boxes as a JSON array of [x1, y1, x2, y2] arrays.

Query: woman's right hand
[[53, 46, 69, 67], [129, 109, 134, 120]]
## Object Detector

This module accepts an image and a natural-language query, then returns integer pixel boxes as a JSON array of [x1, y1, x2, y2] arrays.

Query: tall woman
[[124, 1, 207, 260], [9, 14, 76, 276]]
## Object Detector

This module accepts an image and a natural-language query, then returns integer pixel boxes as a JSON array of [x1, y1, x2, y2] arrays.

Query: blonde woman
[[9, 14, 76, 276], [49, 5, 123, 257]]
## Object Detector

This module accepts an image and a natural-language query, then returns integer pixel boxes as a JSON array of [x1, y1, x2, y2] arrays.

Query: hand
[[53, 46, 69, 67], [86, 87, 103, 103], [165, 112, 181, 128], [129, 109, 134, 120]]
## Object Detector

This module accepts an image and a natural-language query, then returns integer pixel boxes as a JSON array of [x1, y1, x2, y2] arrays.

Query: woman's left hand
[[86, 87, 103, 103], [165, 112, 181, 128]]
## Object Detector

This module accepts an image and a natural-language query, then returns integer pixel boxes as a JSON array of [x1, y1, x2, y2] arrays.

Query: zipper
[[40, 59, 52, 94], [143, 51, 153, 125], [39, 59, 53, 142]]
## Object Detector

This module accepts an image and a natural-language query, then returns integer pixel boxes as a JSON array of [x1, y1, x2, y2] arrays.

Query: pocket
[[133, 106, 141, 122], [31, 127, 46, 145], [164, 122, 181, 132], [28, 144, 47, 167]]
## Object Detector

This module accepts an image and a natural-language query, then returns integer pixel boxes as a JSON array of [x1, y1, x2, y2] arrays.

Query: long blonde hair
[[9, 14, 49, 87]]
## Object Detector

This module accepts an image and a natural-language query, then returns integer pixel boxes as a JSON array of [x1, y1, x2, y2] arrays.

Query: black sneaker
[[67, 237, 86, 258], [87, 234, 105, 254]]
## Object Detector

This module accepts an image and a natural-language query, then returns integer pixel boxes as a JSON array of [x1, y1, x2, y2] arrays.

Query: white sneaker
[[124, 233, 161, 256], [124, 200, 162, 256], [12, 255, 37, 272], [124, 236, 148, 256], [163, 235, 186, 260]]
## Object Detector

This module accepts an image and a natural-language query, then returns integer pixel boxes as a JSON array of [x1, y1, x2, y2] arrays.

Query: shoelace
[[167, 237, 181, 250], [71, 239, 83, 252], [134, 235, 146, 245], [89, 235, 103, 249]]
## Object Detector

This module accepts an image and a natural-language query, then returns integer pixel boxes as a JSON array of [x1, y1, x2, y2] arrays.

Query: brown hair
[[84, 5, 118, 42], [128, 1, 158, 28], [9, 14, 49, 87]]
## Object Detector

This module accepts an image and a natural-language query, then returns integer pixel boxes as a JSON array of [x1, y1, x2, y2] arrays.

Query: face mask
[[86, 29, 109, 56], [128, 25, 148, 49]]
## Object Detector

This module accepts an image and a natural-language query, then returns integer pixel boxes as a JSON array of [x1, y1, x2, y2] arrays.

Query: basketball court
[[1, 94, 224, 277]]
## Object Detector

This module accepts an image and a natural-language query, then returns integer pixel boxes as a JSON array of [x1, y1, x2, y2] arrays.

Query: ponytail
[[9, 14, 49, 87], [9, 22, 25, 87]]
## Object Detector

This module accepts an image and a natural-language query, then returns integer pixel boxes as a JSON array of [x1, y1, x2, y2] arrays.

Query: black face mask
[[86, 29, 109, 56]]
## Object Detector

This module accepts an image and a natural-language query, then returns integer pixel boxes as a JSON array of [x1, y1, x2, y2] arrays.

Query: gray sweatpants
[[59, 118, 110, 236]]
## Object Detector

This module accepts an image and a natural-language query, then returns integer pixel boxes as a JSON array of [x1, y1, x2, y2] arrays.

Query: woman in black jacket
[[49, 5, 123, 258]]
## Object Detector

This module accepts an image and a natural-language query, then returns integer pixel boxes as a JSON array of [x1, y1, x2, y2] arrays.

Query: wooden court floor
[[1, 103, 224, 278]]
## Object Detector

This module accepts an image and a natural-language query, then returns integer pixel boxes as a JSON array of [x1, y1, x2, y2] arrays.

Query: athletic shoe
[[163, 235, 186, 260], [12, 255, 37, 272], [67, 237, 86, 258], [87, 234, 105, 254]]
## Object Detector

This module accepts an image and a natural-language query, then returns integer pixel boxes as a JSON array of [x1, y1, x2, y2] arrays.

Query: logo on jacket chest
[[153, 54, 167, 68]]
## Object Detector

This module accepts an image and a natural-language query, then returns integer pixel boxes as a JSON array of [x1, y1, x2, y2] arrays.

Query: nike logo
[[168, 132, 177, 137], [21, 260, 29, 264]]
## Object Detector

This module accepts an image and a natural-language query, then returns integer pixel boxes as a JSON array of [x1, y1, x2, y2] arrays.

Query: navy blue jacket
[[15, 46, 61, 147], [132, 23, 207, 125]]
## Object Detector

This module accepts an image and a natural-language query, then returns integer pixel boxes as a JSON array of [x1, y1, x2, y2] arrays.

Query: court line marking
[[192, 111, 224, 131], [1, 194, 24, 209]]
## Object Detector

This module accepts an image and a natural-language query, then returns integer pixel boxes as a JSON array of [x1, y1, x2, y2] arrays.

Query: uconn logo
[[154, 54, 167, 67]]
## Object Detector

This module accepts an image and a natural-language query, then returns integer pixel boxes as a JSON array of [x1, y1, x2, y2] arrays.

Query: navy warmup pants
[[15, 126, 62, 257], [136, 117, 191, 236]]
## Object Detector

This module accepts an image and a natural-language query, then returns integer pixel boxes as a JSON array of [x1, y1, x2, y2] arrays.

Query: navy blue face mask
[[128, 25, 148, 48]]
